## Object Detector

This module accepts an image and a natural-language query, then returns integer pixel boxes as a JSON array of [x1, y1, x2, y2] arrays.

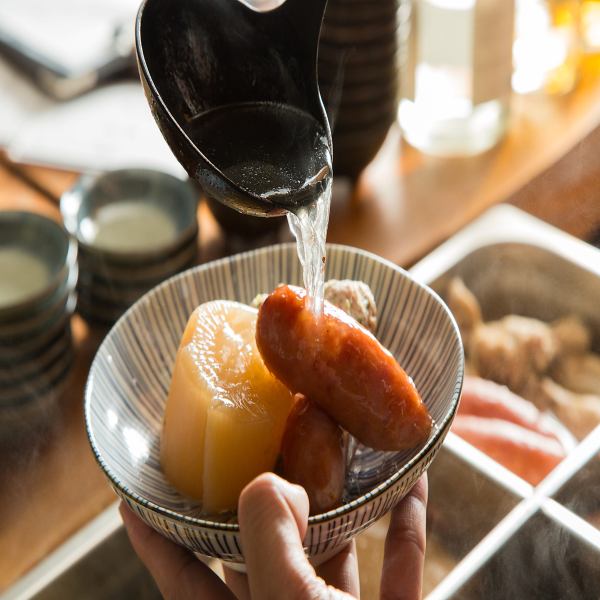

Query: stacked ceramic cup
[[0, 211, 77, 430], [61, 169, 199, 327], [318, 0, 399, 179]]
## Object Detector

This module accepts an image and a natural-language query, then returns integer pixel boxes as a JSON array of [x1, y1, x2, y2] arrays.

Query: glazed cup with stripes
[[85, 244, 463, 568], [60, 168, 199, 326], [0, 212, 77, 437]]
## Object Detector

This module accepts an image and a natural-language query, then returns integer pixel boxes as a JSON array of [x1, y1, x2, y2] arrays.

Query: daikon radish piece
[[161, 300, 294, 514]]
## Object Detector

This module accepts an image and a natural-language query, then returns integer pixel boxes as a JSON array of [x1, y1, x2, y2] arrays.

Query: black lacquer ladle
[[136, 0, 331, 217]]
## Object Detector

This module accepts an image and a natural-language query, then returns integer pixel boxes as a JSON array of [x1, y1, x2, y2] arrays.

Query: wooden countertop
[[2, 59, 600, 593]]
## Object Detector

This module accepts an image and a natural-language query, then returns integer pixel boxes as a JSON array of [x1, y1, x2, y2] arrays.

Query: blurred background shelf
[[2, 60, 600, 596], [4, 61, 600, 269], [326, 59, 600, 264]]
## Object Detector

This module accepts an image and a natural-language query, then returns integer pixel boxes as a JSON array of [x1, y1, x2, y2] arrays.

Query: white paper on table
[[0, 0, 186, 178], [0, 0, 140, 74], [0, 58, 53, 146], [0, 0, 188, 177], [6, 79, 186, 177]]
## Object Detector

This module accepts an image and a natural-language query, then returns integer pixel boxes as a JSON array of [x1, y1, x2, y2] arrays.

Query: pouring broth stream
[[287, 180, 331, 315]]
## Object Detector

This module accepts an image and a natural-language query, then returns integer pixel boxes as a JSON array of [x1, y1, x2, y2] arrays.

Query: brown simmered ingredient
[[551, 353, 600, 396], [502, 316, 559, 371], [551, 315, 592, 357], [256, 284, 432, 452], [451, 415, 566, 485], [459, 376, 565, 443], [469, 315, 558, 394], [281, 394, 346, 514], [446, 277, 482, 345], [447, 278, 596, 388], [531, 378, 600, 440], [446, 276, 600, 447], [323, 279, 378, 333]]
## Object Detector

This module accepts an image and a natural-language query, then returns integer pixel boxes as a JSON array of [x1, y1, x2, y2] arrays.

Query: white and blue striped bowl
[[85, 244, 463, 567]]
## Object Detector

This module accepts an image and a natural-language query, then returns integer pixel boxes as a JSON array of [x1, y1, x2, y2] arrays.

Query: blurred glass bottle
[[512, 0, 580, 95], [398, 0, 514, 156], [581, 0, 600, 54]]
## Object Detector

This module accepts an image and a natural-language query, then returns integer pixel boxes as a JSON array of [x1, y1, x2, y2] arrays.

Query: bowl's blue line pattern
[[118, 433, 445, 562], [85, 244, 463, 563]]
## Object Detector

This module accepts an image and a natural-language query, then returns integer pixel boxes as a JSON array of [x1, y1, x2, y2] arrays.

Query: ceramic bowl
[[0, 343, 73, 405], [61, 169, 199, 326], [77, 277, 169, 307], [0, 212, 76, 403], [77, 238, 197, 285], [61, 169, 199, 263], [0, 311, 70, 361], [85, 244, 463, 567], [75, 238, 197, 326], [0, 324, 71, 383], [0, 212, 75, 321], [0, 277, 73, 342]]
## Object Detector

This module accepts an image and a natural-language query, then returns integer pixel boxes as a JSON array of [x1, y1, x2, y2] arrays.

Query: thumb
[[238, 473, 335, 600]]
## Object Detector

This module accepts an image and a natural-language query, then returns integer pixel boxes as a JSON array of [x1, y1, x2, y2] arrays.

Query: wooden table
[[2, 58, 600, 595]]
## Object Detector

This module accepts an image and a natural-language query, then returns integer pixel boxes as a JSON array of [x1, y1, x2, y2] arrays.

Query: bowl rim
[[85, 243, 464, 531]]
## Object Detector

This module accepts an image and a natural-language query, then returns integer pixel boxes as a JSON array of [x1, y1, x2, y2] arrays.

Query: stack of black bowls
[[61, 170, 199, 327], [0, 212, 77, 434], [318, 0, 399, 180]]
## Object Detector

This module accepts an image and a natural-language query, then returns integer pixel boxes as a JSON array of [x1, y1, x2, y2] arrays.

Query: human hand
[[120, 472, 427, 600]]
